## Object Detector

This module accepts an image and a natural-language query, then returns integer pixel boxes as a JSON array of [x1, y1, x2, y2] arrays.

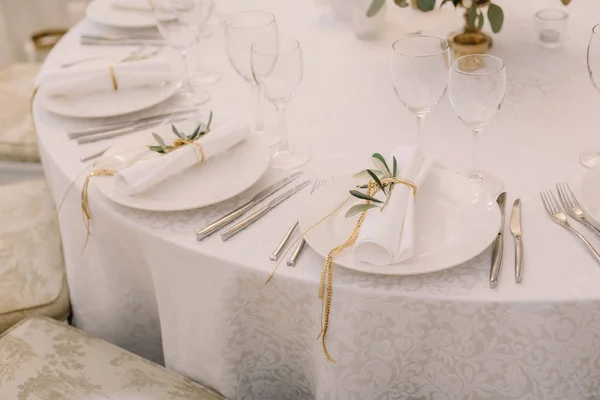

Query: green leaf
[[487, 3, 504, 33], [152, 133, 168, 151], [440, 0, 455, 7], [417, 0, 436, 12], [392, 156, 398, 177], [366, 0, 385, 17], [171, 125, 184, 139], [367, 169, 387, 196], [394, 0, 409, 7], [356, 184, 369, 189], [206, 110, 213, 130], [349, 190, 383, 203], [477, 11, 484, 30], [148, 145, 166, 154], [190, 124, 202, 141], [353, 169, 385, 179], [372, 153, 392, 177], [467, 3, 477, 30], [345, 203, 380, 218]]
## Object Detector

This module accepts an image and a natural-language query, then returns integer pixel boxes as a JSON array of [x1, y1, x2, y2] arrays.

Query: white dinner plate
[[579, 163, 600, 229], [86, 0, 156, 28], [299, 168, 501, 275], [36, 60, 182, 119], [94, 121, 271, 211]]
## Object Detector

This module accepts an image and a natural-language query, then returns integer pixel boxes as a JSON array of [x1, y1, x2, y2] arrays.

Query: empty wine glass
[[224, 10, 278, 136], [449, 54, 507, 195], [251, 38, 309, 169], [581, 23, 600, 168], [390, 35, 450, 148], [152, 0, 213, 104]]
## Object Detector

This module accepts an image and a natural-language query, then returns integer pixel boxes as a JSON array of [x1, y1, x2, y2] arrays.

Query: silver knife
[[68, 109, 197, 139], [81, 38, 166, 46], [489, 192, 507, 289], [77, 116, 189, 144], [221, 180, 311, 241], [196, 172, 304, 241], [510, 199, 523, 283], [81, 34, 165, 41]]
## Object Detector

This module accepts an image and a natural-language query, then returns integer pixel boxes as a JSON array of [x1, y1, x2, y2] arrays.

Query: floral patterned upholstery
[[0, 63, 41, 163], [0, 179, 69, 332], [0, 317, 226, 399]]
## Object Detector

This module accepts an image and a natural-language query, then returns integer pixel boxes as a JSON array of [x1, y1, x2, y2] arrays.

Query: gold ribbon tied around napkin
[[318, 177, 417, 362]]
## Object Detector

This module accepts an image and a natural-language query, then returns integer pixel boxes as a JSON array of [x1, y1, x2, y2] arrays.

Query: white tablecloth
[[34, 0, 600, 398]]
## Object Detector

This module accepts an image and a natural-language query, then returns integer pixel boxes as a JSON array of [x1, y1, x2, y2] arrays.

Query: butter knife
[[489, 192, 507, 289], [510, 199, 523, 283], [221, 180, 310, 241], [77, 116, 189, 144], [68, 109, 197, 139], [196, 172, 303, 241]]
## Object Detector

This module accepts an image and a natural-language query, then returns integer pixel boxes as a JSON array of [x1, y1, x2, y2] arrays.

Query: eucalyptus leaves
[[149, 111, 213, 154], [346, 153, 398, 218]]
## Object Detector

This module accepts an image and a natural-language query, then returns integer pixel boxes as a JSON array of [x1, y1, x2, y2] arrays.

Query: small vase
[[351, 0, 387, 40]]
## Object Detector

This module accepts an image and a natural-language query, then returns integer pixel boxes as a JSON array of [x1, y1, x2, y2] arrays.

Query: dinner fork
[[556, 182, 600, 236], [286, 178, 327, 267], [540, 189, 600, 264]]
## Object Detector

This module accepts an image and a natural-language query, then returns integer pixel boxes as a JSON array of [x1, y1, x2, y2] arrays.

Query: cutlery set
[[196, 172, 309, 244], [541, 182, 600, 264], [490, 192, 523, 288]]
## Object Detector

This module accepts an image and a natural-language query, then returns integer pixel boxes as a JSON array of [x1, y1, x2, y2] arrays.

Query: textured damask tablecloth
[[34, 0, 600, 399]]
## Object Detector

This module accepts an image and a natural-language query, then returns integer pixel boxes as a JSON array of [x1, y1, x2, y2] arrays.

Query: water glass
[[535, 9, 568, 49], [581, 23, 600, 168]]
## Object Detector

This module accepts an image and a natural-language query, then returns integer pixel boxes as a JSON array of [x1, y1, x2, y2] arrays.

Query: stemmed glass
[[251, 38, 309, 169], [390, 35, 450, 148], [224, 11, 278, 136], [152, 0, 213, 104], [581, 23, 600, 168], [448, 54, 507, 195]]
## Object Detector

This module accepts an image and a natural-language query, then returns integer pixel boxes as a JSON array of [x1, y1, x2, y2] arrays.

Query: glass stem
[[180, 50, 194, 94], [276, 104, 289, 152], [470, 128, 483, 181], [416, 113, 426, 148], [251, 81, 264, 134]]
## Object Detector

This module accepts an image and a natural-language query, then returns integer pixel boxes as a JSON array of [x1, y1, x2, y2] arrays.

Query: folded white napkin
[[354, 146, 434, 266], [114, 122, 250, 195], [38, 59, 173, 97], [111, 0, 152, 11]]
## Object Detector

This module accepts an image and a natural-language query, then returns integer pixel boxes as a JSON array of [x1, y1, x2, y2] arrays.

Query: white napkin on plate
[[38, 59, 173, 97], [111, 0, 152, 11], [114, 122, 250, 196], [354, 146, 434, 266]]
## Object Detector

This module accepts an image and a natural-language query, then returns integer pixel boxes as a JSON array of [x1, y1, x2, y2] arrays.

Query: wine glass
[[581, 23, 600, 168], [251, 38, 309, 169], [390, 35, 450, 148], [224, 10, 278, 136], [152, 0, 213, 104], [448, 54, 507, 195]]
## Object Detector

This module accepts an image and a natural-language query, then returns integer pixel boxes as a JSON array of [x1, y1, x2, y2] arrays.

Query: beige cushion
[[0, 317, 226, 399], [0, 63, 41, 163], [0, 179, 68, 331]]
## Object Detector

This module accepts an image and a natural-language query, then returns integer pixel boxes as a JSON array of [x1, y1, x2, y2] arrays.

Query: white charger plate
[[579, 163, 600, 229], [36, 60, 182, 119], [299, 168, 500, 276], [94, 121, 271, 211], [86, 0, 156, 28]]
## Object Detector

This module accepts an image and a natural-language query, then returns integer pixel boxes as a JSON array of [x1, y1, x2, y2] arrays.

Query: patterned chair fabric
[[0, 317, 226, 399], [0, 179, 69, 332], [0, 63, 41, 162]]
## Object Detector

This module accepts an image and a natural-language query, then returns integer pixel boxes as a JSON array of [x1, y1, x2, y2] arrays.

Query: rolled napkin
[[114, 122, 250, 195], [354, 146, 434, 266], [111, 0, 153, 11], [38, 59, 173, 97]]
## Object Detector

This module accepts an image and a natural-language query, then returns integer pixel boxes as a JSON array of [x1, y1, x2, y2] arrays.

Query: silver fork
[[286, 178, 327, 267], [556, 182, 600, 236], [541, 189, 600, 264]]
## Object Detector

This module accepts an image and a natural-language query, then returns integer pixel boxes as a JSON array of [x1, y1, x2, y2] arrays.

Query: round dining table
[[34, 0, 600, 398]]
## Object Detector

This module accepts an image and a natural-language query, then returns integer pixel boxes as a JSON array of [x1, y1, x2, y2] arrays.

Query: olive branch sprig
[[148, 111, 213, 154], [346, 153, 398, 218]]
